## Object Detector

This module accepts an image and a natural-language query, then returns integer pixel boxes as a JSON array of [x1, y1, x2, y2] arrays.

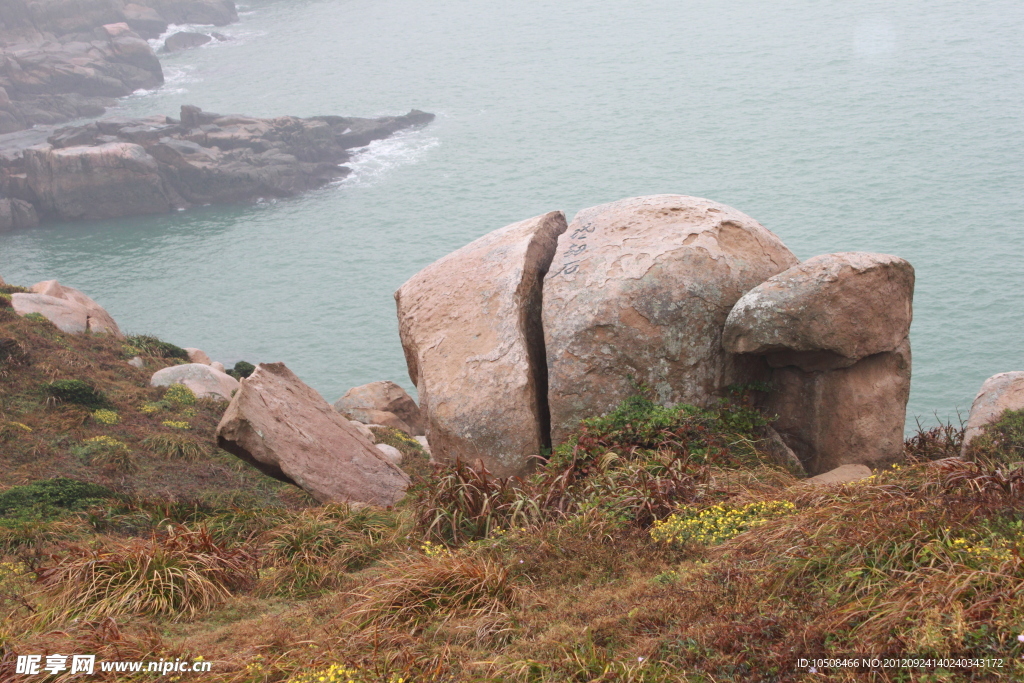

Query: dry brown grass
[[33, 525, 257, 623], [348, 553, 524, 631], [5, 298, 1024, 682]]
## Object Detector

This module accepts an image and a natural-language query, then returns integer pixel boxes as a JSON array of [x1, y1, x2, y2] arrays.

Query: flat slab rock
[[801, 464, 873, 486], [216, 362, 409, 506]]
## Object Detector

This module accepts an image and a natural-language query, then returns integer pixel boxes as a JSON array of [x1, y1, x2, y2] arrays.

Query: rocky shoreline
[[0, 105, 434, 225], [0, 0, 238, 134], [0, 0, 436, 227]]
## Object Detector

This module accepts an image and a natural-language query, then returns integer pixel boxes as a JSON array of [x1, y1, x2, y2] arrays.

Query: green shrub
[[549, 386, 769, 471], [74, 436, 138, 473], [371, 426, 425, 456], [23, 312, 49, 324], [968, 408, 1024, 465], [0, 478, 114, 519], [164, 383, 196, 405], [43, 379, 110, 410], [143, 433, 206, 461], [227, 361, 256, 379], [123, 335, 189, 360]]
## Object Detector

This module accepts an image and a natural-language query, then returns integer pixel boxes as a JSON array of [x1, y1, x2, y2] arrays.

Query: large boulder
[[395, 211, 567, 477], [542, 195, 798, 444], [161, 31, 212, 52], [25, 142, 179, 221], [962, 372, 1024, 453], [333, 380, 425, 436], [723, 253, 914, 474], [11, 279, 122, 337], [722, 252, 915, 371], [150, 363, 239, 401], [216, 362, 409, 506]]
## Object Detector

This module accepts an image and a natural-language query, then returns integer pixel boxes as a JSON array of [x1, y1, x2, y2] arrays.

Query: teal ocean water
[[1, 0, 1022, 427]]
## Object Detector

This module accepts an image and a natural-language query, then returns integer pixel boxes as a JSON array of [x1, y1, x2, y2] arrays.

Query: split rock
[[396, 211, 567, 477], [543, 195, 798, 444], [723, 253, 914, 474]]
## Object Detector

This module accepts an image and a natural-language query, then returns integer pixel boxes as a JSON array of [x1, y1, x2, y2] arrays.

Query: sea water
[[1, 0, 1022, 428]]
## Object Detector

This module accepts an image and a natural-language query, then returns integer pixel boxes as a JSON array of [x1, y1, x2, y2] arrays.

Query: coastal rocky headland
[[0, 105, 435, 224], [0, 0, 436, 226], [0, 0, 237, 134]]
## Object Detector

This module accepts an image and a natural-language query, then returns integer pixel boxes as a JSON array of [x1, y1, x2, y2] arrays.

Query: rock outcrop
[[962, 372, 1024, 453], [395, 211, 567, 477], [0, 1, 238, 133], [333, 381, 425, 436], [0, 106, 434, 222], [161, 31, 211, 52], [26, 141, 175, 221], [542, 195, 798, 444], [723, 253, 914, 474], [11, 279, 122, 336], [150, 362, 238, 400], [216, 362, 409, 506]]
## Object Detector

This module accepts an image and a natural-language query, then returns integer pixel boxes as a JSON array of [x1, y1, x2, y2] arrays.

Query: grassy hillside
[[2, 283, 1024, 682]]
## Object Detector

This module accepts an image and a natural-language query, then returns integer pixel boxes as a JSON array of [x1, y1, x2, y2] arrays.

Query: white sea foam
[[148, 23, 264, 53], [336, 129, 440, 188]]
